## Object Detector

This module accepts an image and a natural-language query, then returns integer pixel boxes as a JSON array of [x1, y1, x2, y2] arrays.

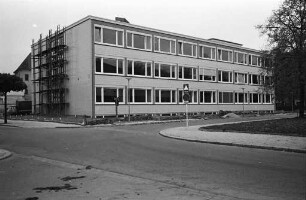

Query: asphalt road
[[0, 119, 305, 200]]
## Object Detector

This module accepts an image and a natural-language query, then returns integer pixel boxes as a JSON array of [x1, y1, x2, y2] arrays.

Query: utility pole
[[241, 87, 245, 117], [126, 77, 132, 122]]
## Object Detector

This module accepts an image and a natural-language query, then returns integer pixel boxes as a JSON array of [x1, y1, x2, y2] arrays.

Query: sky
[[0, 0, 283, 74]]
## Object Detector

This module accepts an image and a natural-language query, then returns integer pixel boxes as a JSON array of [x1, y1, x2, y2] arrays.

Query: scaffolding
[[32, 25, 68, 115]]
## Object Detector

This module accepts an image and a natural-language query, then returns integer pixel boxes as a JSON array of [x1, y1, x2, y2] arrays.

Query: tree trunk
[[4, 92, 7, 124]]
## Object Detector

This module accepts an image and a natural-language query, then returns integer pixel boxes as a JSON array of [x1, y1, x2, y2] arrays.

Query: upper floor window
[[217, 48, 233, 62], [129, 88, 152, 104], [25, 74, 29, 81], [249, 74, 261, 85], [264, 76, 273, 86], [249, 55, 262, 67], [178, 41, 197, 57], [178, 66, 197, 80], [234, 52, 248, 65], [234, 72, 248, 84], [219, 91, 234, 104], [199, 90, 216, 104], [95, 26, 124, 47], [154, 36, 176, 54], [154, 63, 176, 79], [127, 31, 152, 50], [199, 68, 216, 82], [96, 56, 124, 75], [218, 70, 233, 83], [128, 60, 151, 77], [199, 45, 216, 60], [155, 89, 176, 104]]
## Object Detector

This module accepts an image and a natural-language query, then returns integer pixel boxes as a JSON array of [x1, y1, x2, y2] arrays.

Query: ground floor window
[[96, 87, 124, 104], [263, 93, 272, 104], [219, 91, 234, 104], [250, 93, 262, 104], [235, 92, 248, 104], [199, 91, 216, 104], [178, 90, 198, 103], [129, 88, 152, 103], [155, 89, 176, 104]]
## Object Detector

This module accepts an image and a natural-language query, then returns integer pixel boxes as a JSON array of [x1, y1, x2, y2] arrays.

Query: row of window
[[94, 25, 263, 67], [95, 87, 273, 104], [95, 56, 272, 85]]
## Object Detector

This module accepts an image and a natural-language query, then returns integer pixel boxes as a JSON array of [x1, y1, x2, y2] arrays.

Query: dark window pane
[[204, 47, 211, 58], [160, 38, 170, 53], [184, 67, 192, 79], [161, 90, 171, 102], [104, 88, 116, 102], [25, 74, 29, 81], [95, 27, 101, 42], [134, 34, 145, 49], [178, 42, 182, 54], [222, 50, 229, 61], [146, 36, 151, 49], [147, 90, 151, 102], [222, 71, 229, 82], [128, 89, 133, 103], [103, 28, 116, 44], [96, 87, 101, 102], [171, 41, 176, 53], [118, 59, 123, 74], [154, 38, 159, 51], [118, 89, 123, 102], [155, 63, 159, 77], [199, 47, 203, 57], [134, 61, 146, 76], [183, 43, 192, 56], [160, 64, 170, 77], [128, 61, 133, 75], [204, 91, 212, 103], [117, 31, 123, 46], [200, 92, 203, 102], [103, 58, 117, 73], [147, 63, 151, 76], [96, 57, 101, 72], [155, 90, 159, 102], [127, 32, 132, 47], [134, 89, 146, 102], [172, 91, 176, 102], [172, 65, 176, 78]]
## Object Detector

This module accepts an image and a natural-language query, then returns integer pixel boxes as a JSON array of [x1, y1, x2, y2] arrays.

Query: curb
[[0, 149, 12, 160], [159, 132, 306, 154]]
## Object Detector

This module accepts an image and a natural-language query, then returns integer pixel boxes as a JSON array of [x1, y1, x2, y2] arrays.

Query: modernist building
[[31, 16, 274, 117]]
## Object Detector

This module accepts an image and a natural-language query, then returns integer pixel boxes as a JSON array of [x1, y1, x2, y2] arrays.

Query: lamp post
[[126, 77, 132, 121], [241, 87, 245, 117]]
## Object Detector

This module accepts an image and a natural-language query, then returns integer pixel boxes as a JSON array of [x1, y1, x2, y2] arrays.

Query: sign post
[[114, 97, 120, 119], [183, 84, 190, 127]]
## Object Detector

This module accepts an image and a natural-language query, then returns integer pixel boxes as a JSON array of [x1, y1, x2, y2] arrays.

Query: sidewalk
[[0, 119, 81, 128], [160, 121, 306, 153]]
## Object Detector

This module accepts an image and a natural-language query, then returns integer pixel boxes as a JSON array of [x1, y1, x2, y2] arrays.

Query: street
[[0, 119, 305, 200]]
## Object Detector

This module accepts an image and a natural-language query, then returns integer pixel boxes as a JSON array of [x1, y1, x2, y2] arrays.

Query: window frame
[[154, 36, 176, 54], [154, 62, 177, 79], [250, 92, 262, 104], [199, 90, 217, 104], [95, 86, 125, 104], [234, 92, 248, 104], [263, 93, 272, 104], [94, 25, 124, 47], [178, 40, 197, 57], [218, 91, 234, 104], [95, 55, 125, 75], [155, 88, 177, 104], [234, 72, 248, 84], [178, 90, 198, 104], [199, 45, 216, 60], [199, 67, 217, 82], [126, 30, 152, 51], [234, 51, 248, 65], [178, 65, 198, 80], [249, 74, 261, 85], [127, 59, 152, 77], [218, 70, 233, 83], [249, 54, 262, 67], [128, 87, 153, 104], [217, 48, 233, 62]]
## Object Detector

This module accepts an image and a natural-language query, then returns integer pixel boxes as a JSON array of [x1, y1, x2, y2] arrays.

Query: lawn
[[201, 118, 306, 137]]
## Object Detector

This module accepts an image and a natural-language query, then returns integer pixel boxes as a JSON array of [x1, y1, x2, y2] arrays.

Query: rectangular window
[[178, 41, 197, 57], [218, 70, 233, 83], [263, 94, 272, 104], [95, 26, 124, 46], [199, 91, 216, 104], [199, 68, 216, 82], [234, 72, 248, 84], [250, 93, 262, 104], [250, 55, 262, 67], [178, 66, 197, 80], [235, 92, 248, 104], [127, 60, 151, 77], [154, 63, 176, 79], [217, 48, 233, 62], [126, 31, 152, 50], [249, 74, 260, 85], [234, 52, 248, 65], [96, 57, 124, 75], [219, 91, 234, 104], [178, 90, 198, 103], [155, 89, 176, 103], [199, 45, 216, 60], [264, 76, 272, 86], [96, 87, 124, 103], [129, 88, 152, 103], [154, 36, 176, 54], [25, 74, 29, 81]]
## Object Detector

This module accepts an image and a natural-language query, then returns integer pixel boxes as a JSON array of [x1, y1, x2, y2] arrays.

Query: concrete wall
[[15, 70, 32, 101], [65, 19, 93, 116]]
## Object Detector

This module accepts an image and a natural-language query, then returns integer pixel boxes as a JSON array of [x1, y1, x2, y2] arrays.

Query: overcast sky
[[0, 0, 282, 74]]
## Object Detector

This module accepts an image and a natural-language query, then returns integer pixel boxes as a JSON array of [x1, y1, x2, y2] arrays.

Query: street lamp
[[241, 87, 245, 117], [126, 77, 132, 121]]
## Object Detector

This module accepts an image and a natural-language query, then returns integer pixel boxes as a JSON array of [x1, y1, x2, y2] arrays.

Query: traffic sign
[[183, 93, 190, 102], [183, 84, 189, 91]]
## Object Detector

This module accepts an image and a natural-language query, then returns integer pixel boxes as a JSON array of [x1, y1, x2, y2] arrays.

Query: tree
[[0, 73, 27, 123], [257, 0, 306, 117]]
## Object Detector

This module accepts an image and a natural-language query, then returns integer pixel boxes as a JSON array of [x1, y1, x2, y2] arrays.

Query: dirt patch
[[60, 175, 85, 181], [33, 184, 77, 193]]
